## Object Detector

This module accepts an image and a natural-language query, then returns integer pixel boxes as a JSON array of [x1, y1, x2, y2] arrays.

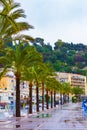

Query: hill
[[32, 38, 87, 76]]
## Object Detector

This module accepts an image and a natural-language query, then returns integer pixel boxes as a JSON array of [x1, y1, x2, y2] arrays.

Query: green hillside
[[32, 37, 87, 76]]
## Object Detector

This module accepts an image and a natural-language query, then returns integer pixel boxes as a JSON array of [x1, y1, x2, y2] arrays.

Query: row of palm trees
[[0, 0, 84, 117], [0, 0, 62, 117], [0, 0, 35, 117], [0, 42, 64, 117]]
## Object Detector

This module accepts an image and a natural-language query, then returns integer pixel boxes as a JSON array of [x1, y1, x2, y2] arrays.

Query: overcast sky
[[17, 0, 87, 46]]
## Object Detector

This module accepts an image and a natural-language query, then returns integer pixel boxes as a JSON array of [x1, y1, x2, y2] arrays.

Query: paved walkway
[[0, 103, 87, 130]]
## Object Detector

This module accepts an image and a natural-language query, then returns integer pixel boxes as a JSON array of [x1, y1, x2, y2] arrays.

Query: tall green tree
[[0, 43, 42, 117], [62, 82, 71, 103], [31, 66, 42, 112], [71, 86, 84, 96], [22, 67, 34, 114], [45, 77, 62, 108], [0, 0, 33, 46], [54, 39, 64, 50], [71, 86, 84, 102], [28, 63, 53, 112], [39, 63, 56, 110], [22, 64, 44, 114]]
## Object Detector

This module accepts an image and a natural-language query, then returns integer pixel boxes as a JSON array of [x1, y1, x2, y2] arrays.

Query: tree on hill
[[33, 37, 87, 75]]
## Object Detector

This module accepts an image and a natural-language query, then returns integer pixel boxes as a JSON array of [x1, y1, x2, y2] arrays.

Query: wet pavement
[[0, 102, 87, 130]]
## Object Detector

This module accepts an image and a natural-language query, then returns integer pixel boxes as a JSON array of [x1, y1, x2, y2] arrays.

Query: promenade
[[0, 102, 87, 130]]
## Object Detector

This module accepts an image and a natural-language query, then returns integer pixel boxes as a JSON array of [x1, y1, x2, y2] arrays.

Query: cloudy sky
[[17, 0, 87, 46]]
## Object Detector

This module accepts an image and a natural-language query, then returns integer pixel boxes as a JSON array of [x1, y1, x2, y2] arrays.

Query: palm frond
[[10, 9, 26, 19]]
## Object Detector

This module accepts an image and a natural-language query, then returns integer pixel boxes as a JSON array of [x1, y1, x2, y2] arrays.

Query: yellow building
[[0, 75, 15, 91], [0, 74, 29, 105], [0, 75, 15, 103], [56, 72, 87, 95]]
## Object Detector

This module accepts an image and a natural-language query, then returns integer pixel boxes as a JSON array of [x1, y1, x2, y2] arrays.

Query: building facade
[[0, 74, 29, 108], [0, 75, 15, 104], [56, 72, 87, 95]]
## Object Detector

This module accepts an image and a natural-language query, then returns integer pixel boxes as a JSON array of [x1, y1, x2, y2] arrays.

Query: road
[[0, 102, 87, 130]]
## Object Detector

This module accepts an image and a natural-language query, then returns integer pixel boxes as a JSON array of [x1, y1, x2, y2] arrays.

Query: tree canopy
[[32, 37, 87, 76]]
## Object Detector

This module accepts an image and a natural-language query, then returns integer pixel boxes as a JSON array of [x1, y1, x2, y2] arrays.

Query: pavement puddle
[[33, 113, 52, 118]]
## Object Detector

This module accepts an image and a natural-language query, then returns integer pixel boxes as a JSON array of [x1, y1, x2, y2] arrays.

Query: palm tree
[[29, 64, 49, 112], [62, 83, 71, 103], [45, 89, 49, 109], [50, 91, 53, 108], [32, 66, 42, 112], [32, 63, 57, 111], [22, 65, 43, 114], [40, 64, 57, 110], [0, 0, 33, 46], [0, 0, 35, 117], [45, 77, 62, 108], [21, 68, 34, 114], [0, 43, 42, 117]]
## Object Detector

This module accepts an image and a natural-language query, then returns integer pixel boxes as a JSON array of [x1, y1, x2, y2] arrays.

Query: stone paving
[[0, 103, 87, 130]]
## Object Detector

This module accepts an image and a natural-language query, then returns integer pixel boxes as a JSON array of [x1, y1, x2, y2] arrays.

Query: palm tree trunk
[[68, 93, 69, 103], [46, 89, 49, 109], [54, 91, 56, 107], [36, 86, 39, 112], [63, 93, 65, 104], [42, 82, 44, 111], [50, 91, 53, 108], [16, 76, 20, 117], [60, 93, 63, 105], [29, 82, 32, 114]]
